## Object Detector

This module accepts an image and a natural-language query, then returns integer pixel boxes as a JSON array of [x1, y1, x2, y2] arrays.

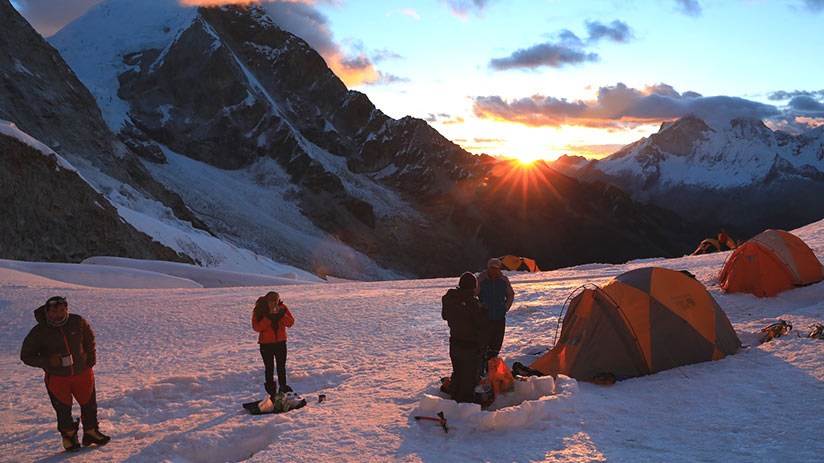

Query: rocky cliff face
[[0, 131, 189, 263], [553, 116, 824, 239], [0, 0, 206, 234]]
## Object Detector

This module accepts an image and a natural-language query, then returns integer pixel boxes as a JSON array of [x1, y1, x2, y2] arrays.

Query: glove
[[48, 354, 62, 367], [266, 309, 285, 322]]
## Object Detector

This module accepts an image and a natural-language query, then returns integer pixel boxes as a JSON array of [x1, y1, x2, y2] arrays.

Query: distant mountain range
[[551, 115, 824, 239], [1, 0, 775, 278]]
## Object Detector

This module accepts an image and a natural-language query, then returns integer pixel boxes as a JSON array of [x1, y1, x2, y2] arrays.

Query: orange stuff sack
[[488, 358, 515, 394]]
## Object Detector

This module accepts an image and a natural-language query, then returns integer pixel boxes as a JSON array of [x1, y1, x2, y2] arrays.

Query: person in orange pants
[[20, 296, 110, 452]]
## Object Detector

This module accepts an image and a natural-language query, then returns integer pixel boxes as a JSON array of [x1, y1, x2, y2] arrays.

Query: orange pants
[[45, 368, 98, 432]]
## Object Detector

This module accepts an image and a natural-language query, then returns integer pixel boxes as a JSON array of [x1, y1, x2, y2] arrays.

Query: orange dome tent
[[718, 229, 823, 298], [530, 267, 741, 381], [498, 255, 541, 272]]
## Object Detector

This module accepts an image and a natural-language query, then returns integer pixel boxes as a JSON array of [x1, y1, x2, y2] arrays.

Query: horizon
[[11, 0, 824, 163]]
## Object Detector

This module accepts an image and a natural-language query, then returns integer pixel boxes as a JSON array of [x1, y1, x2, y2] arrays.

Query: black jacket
[[442, 288, 486, 346], [20, 305, 96, 376]]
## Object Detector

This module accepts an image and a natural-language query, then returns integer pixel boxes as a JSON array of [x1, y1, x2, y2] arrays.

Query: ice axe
[[414, 411, 449, 433]]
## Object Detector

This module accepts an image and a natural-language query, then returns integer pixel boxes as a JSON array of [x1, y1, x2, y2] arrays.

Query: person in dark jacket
[[476, 258, 515, 365], [252, 291, 295, 397], [20, 296, 110, 452], [442, 272, 486, 403]]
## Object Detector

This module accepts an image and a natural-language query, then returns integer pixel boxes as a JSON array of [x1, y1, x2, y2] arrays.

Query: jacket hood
[[33, 304, 48, 325]]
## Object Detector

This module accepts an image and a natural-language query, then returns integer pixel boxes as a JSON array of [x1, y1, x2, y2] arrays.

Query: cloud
[[364, 72, 410, 86], [441, 0, 495, 18], [674, 0, 702, 16], [423, 113, 464, 124], [803, 0, 824, 12], [472, 83, 781, 129], [489, 20, 633, 71], [370, 48, 404, 63], [767, 89, 824, 101], [399, 8, 420, 20], [787, 96, 824, 114], [489, 44, 599, 70], [585, 20, 633, 43]]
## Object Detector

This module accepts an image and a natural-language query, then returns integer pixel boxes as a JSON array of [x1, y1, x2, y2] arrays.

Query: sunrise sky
[[12, 0, 824, 163]]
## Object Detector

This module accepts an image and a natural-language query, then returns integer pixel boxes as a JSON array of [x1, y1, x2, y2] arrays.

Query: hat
[[487, 258, 502, 269], [458, 272, 477, 289]]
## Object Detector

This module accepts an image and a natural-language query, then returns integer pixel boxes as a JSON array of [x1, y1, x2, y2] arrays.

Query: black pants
[[449, 339, 481, 403], [484, 319, 507, 361], [260, 342, 287, 393]]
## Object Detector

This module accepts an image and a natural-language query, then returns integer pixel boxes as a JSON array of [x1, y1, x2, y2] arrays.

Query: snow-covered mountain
[[552, 116, 824, 237], [2, 0, 702, 279]]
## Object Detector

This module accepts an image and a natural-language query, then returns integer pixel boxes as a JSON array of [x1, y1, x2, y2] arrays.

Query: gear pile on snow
[[243, 392, 307, 415]]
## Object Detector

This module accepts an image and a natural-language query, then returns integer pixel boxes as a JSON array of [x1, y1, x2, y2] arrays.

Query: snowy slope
[[2, 219, 823, 461]]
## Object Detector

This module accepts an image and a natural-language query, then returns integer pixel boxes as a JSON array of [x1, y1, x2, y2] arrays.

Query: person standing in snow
[[476, 258, 515, 365], [252, 291, 295, 397], [442, 272, 487, 403], [20, 296, 111, 452]]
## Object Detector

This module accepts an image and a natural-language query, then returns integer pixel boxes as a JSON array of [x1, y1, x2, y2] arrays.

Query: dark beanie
[[458, 271, 477, 289]]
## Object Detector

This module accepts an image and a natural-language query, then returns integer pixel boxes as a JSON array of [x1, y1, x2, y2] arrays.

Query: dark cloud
[[12, 0, 101, 37], [787, 96, 824, 114], [371, 48, 404, 63], [768, 89, 824, 101], [585, 20, 633, 43], [472, 83, 781, 129], [441, 0, 495, 18], [489, 43, 599, 70], [674, 0, 702, 16], [489, 19, 633, 71], [803, 0, 824, 12]]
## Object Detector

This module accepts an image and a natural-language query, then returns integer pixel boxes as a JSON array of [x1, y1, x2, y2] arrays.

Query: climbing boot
[[82, 427, 111, 447], [60, 428, 81, 452]]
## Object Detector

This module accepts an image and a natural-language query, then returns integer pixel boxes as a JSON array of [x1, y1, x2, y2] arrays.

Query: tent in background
[[692, 236, 736, 255], [499, 255, 540, 272], [718, 229, 823, 298], [530, 267, 741, 381]]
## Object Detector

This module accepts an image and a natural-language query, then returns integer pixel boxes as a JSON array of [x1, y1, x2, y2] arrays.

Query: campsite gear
[[798, 323, 824, 339], [243, 392, 307, 415], [487, 357, 515, 394], [759, 320, 793, 343], [474, 382, 494, 408], [318, 394, 326, 403], [530, 267, 741, 381], [414, 411, 449, 433], [61, 420, 81, 452], [512, 361, 545, 377], [592, 372, 617, 385], [82, 427, 110, 447], [719, 229, 824, 297], [498, 255, 541, 272]]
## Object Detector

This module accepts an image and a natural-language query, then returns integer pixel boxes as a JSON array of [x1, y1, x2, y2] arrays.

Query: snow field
[[0, 218, 822, 462]]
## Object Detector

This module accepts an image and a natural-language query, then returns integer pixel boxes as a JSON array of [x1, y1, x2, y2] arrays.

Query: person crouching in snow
[[442, 272, 487, 403], [20, 296, 110, 452], [253, 292, 295, 397]]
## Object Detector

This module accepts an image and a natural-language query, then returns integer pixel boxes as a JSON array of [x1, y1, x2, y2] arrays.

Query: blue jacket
[[476, 272, 514, 321]]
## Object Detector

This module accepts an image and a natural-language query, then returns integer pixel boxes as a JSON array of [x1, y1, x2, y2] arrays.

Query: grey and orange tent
[[530, 267, 740, 381], [499, 255, 541, 272], [718, 229, 823, 298]]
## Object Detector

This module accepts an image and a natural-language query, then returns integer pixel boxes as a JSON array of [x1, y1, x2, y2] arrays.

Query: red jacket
[[252, 303, 294, 344]]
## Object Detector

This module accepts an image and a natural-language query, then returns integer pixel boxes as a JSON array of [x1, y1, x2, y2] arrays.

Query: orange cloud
[[180, 0, 313, 6]]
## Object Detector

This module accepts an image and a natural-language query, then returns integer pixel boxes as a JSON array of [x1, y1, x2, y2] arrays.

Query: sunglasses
[[47, 297, 67, 307]]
